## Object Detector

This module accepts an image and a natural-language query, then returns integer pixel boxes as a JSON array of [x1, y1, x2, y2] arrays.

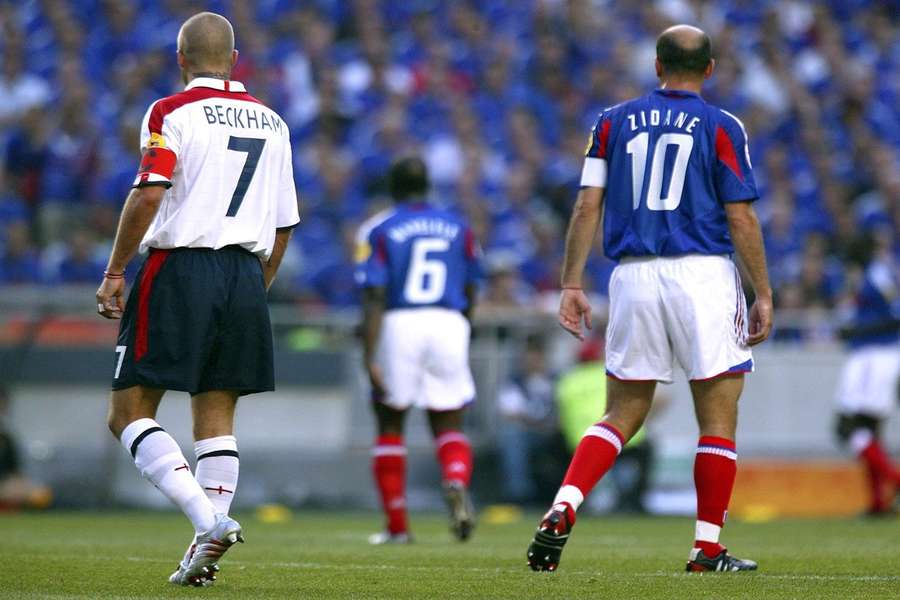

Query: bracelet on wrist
[[561, 286, 582, 290], [103, 270, 125, 279]]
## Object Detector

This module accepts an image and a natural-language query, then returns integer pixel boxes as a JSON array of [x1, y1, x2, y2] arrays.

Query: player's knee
[[106, 408, 128, 440]]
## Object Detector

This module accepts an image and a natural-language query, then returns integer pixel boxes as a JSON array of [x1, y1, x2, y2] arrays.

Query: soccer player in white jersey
[[95, 13, 299, 586], [526, 25, 773, 573]]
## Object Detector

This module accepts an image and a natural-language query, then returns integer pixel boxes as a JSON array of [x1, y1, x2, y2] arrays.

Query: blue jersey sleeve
[[713, 111, 758, 203], [355, 226, 389, 289], [580, 111, 612, 188]]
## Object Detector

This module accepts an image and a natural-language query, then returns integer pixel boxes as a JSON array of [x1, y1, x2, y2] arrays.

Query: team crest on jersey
[[355, 241, 372, 263], [583, 130, 595, 155], [148, 132, 167, 148]]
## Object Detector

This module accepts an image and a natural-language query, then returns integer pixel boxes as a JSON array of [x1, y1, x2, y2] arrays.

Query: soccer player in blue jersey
[[526, 25, 773, 573], [834, 231, 900, 515], [357, 157, 482, 544]]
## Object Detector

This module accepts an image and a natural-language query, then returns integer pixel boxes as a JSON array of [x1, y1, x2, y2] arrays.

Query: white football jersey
[[134, 78, 299, 259]]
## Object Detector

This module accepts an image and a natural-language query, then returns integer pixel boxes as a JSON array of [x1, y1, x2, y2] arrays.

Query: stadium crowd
[[0, 0, 897, 336]]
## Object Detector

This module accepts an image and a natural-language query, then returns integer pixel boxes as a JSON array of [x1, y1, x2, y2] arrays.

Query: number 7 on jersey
[[226, 136, 266, 217]]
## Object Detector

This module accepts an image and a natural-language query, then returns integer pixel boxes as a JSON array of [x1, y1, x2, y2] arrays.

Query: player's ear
[[655, 58, 663, 79], [704, 58, 715, 80], [176, 50, 187, 71], [231, 49, 239, 68]]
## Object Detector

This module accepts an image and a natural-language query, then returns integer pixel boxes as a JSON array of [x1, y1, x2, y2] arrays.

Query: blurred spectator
[[556, 338, 662, 513], [0, 222, 42, 284], [496, 335, 566, 504], [0, 0, 894, 323], [0, 386, 52, 510], [4, 106, 49, 208], [47, 229, 106, 284], [0, 49, 50, 131]]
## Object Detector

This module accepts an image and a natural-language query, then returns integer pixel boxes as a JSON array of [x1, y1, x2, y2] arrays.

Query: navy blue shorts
[[111, 245, 274, 396]]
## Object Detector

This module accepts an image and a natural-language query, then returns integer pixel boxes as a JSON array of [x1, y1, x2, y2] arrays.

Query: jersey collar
[[653, 87, 701, 98], [185, 77, 247, 93]]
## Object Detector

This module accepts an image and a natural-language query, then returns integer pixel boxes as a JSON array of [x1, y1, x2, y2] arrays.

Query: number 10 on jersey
[[626, 132, 693, 211]]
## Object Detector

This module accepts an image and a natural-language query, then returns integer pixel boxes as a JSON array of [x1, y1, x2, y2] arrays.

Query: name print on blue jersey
[[357, 204, 482, 311]]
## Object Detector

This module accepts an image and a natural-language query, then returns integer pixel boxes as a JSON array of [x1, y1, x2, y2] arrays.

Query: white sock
[[120, 418, 217, 533], [695, 520, 722, 545], [194, 435, 239, 514], [552, 485, 585, 512]]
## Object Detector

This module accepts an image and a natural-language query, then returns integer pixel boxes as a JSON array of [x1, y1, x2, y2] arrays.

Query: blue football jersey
[[356, 203, 483, 311], [581, 89, 759, 260], [847, 259, 900, 349]]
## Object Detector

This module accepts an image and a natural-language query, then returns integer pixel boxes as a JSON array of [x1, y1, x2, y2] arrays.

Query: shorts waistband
[[149, 245, 257, 257], [618, 253, 731, 264]]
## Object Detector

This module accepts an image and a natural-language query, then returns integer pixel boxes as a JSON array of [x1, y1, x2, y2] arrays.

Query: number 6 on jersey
[[404, 237, 449, 304]]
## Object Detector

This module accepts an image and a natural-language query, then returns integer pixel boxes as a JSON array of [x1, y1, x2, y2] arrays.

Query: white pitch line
[[16, 553, 898, 583]]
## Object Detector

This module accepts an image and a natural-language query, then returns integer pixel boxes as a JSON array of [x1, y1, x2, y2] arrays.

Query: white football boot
[[169, 514, 243, 586]]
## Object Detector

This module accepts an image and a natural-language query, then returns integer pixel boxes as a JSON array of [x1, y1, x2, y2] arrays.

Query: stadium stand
[[0, 0, 897, 343]]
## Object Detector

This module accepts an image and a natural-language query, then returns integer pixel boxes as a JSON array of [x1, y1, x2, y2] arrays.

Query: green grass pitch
[[2, 511, 898, 599]]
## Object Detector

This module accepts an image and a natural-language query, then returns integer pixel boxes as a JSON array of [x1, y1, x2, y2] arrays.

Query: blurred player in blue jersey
[[357, 157, 482, 544], [526, 25, 773, 573], [834, 230, 900, 515]]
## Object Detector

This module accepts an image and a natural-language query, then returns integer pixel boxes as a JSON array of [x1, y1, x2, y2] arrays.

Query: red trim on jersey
[[464, 228, 476, 259], [137, 147, 177, 181], [374, 234, 387, 263], [147, 87, 263, 134], [715, 126, 743, 182], [596, 119, 612, 159], [134, 249, 171, 362]]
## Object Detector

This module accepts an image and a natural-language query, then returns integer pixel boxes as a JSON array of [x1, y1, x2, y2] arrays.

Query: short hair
[[389, 157, 429, 201], [656, 30, 712, 76]]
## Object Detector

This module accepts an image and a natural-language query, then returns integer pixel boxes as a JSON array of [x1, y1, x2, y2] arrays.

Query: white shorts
[[835, 345, 900, 418], [377, 307, 475, 411], [605, 254, 753, 383]]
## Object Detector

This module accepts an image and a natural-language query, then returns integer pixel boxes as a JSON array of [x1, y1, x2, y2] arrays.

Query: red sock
[[372, 435, 407, 535], [860, 439, 900, 487], [560, 422, 624, 498], [694, 436, 737, 556], [864, 458, 887, 512], [435, 431, 473, 486]]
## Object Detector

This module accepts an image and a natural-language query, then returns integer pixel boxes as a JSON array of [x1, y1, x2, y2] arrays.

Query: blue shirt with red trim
[[582, 89, 758, 260], [356, 203, 483, 312], [846, 258, 900, 349]]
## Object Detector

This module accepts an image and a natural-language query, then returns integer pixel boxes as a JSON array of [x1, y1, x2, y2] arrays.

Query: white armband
[[580, 157, 607, 187]]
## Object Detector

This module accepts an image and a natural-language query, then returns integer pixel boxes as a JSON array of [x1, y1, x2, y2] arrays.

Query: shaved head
[[177, 12, 235, 73], [656, 25, 712, 76]]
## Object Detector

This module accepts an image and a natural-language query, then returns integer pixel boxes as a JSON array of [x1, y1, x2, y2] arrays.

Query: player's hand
[[96, 276, 126, 319], [558, 288, 592, 341], [367, 361, 387, 397], [747, 294, 773, 346]]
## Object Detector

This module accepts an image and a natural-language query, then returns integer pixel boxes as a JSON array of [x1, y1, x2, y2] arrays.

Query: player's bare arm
[[262, 226, 294, 290], [558, 186, 605, 340], [463, 283, 478, 322], [96, 185, 167, 319], [724, 201, 773, 345], [361, 286, 387, 395]]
